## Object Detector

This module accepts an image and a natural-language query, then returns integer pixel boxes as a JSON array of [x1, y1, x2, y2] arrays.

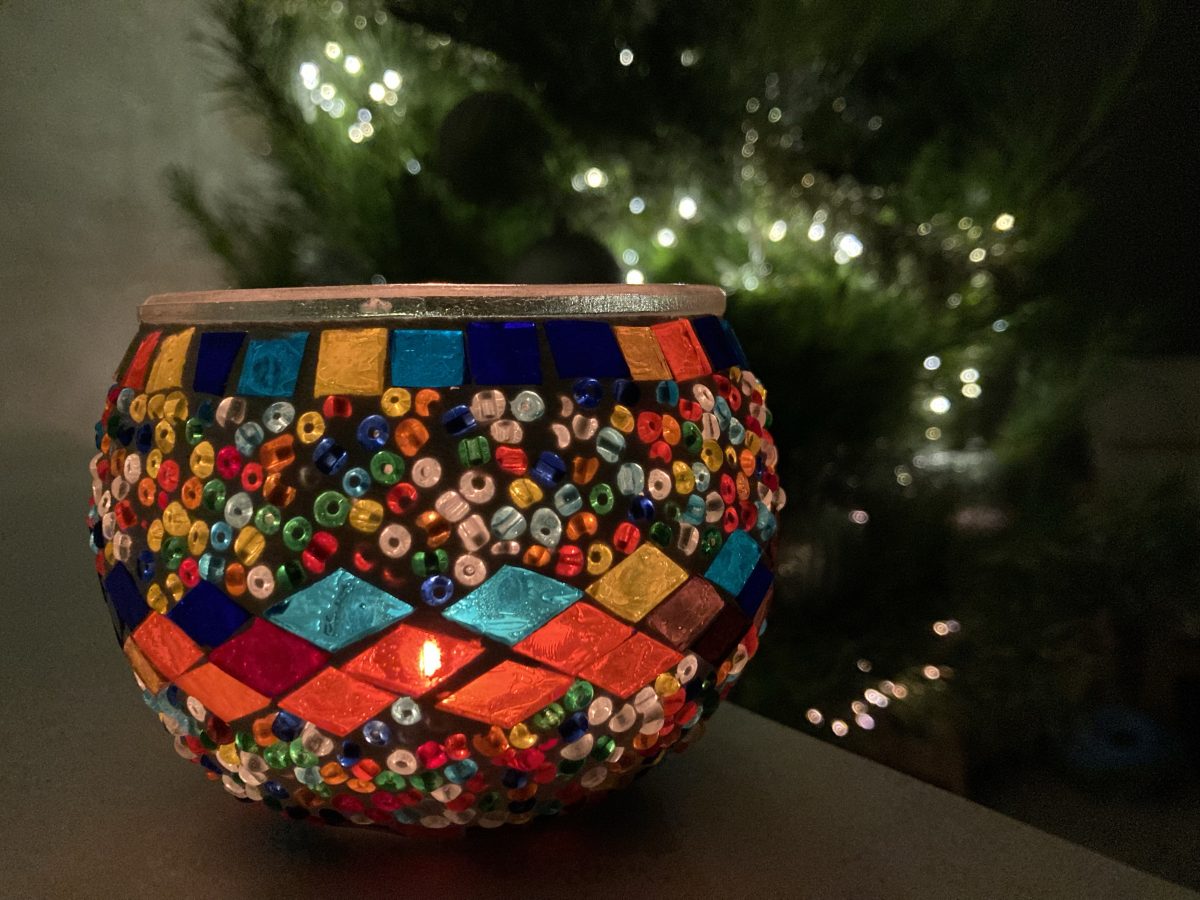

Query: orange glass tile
[[612, 325, 673, 381], [123, 635, 168, 693], [131, 612, 203, 679], [437, 660, 572, 728], [145, 327, 195, 393], [513, 603, 633, 676], [651, 319, 711, 381], [175, 663, 271, 722], [120, 330, 161, 390], [314, 327, 388, 396], [578, 632, 682, 699], [342, 622, 485, 696], [279, 668, 396, 736]]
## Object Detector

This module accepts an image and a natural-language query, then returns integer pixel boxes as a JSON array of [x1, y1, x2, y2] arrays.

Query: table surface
[[1, 437, 1193, 900]]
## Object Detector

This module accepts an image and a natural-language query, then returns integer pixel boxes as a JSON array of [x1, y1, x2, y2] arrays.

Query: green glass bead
[[457, 435, 491, 467], [369, 450, 405, 485], [197, 731, 218, 750], [160, 536, 186, 571], [313, 490, 350, 527], [312, 782, 332, 798], [253, 503, 282, 535], [478, 791, 502, 812], [264, 741, 291, 770], [106, 416, 123, 438], [562, 680, 594, 712], [662, 501, 681, 522], [288, 738, 317, 768], [589, 483, 615, 514], [649, 522, 672, 547], [592, 735, 616, 760], [408, 771, 444, 793], [530, 702, 564, 732], [234, 731, 257, 752], [282, 516, 313, 551], [557, 758, 585, 776], [374, 770, 406, 792], [681, 421, 704, 453], [184, 417, 207, 445], [201, 479, 226, 513], [700, 527, 723, 556], [411, 549, 448, 577], [276, 560, 306, 592]]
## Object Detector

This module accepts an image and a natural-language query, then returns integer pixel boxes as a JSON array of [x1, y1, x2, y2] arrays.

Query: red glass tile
[[279, 668, 397, 737], [175, 662, 270, 722], [437, 661, 572, 728], [208, 619, 330, 697], [120, 330, 162, 390], [643, 578, 726, 650], [342, 621, 485, 696], [578, 632, 682, 699], [651, 319, 711, 381], [513, 603, 633, 675], [131, 612, 203, 679]]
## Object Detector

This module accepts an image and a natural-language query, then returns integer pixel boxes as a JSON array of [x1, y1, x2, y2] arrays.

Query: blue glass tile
[[704, 530, 763, 595], [721, 319, 749, 367], [690, 316, 740, 371], [264, 568, 413, 651], [166, 580, 250, 647], [736, 561, 774, 618], [442, 565, 581, 645], [103, 561, 150, 631], [390, 329, 465, 386], [465, 322, 541, 385], [236, 332, 308, 397], [192, 331, 246, 395], [544, 320, 630, 379]]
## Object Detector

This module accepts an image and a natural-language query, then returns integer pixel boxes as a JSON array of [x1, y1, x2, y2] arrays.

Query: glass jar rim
[[138, 283, 725, 325]]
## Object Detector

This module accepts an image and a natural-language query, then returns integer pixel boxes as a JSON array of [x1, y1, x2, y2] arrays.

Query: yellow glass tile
[[314, 328, 388, 396], [145, 328, 195, 393], [584, 543, 689, 622], [612, 326, 672, 381]]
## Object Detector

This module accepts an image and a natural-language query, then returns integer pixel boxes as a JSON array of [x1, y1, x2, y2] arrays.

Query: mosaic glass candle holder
[[86, 284, 784, 832]]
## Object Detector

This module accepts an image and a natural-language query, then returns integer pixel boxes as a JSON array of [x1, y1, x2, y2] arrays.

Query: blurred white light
[[348, 125, 364, 143], [584, 167, 607, 188], [405, 158, 421, 175], [849, 509, 869, 525], [368, 82, 385, 102], [324, 42, 342, 60], [625, 268, 645, 284], [680, 48, 697, 67], [925, 426, 941, 440], [831, 720, 849, 737], [655, 227, 677, 248], [923, 355, 941, 371], [807, 222, 825, 241], [805, 708, 824, 726], [299, 62, 320, 89], [344, 55, 363, 75], [835, 232, 864, 258], [992, 319, 1009, 332], [356, 108, 371, 123], [994, 212, 1015, 231], [962, 383, 982, 398], [768, 220, 788, 242], [959, 368, 979, 383], [618, 48, 634, 66], [629, 196, 645, 214], [621, 248, 639, 265], [929, 395, 951, 415], [382, 69, 402, 90], [677, 196, 698, 219], [969, 247, 987, 262]]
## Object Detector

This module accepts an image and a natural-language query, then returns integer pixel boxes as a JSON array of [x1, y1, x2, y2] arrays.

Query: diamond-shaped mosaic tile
[[208, 619, 330, 697], [584, 543, 689, 623], [513, 603, 633, 676], [578, 632, 682, 698], [342, 621, 486, 696], [436, 660, 572, 728], [643, 577, 725, 650], [131, 613, 203, 679], [264, 568, 414, 652], [175, 663, 270, 723], [442, 565, 581, 646], [278, 668, 397, 737], [704, 530, 762, 595], [166, 580, 249, 647]]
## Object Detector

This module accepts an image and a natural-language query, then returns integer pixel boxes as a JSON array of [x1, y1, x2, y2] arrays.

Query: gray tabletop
[[0, 436, 1192, 900]]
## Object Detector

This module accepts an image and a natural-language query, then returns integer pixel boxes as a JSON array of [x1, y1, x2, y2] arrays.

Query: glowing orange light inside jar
[[418, 639, 442, 679]]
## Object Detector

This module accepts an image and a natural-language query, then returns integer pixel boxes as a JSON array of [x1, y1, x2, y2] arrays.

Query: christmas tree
[[172, 0, 1198, 786]]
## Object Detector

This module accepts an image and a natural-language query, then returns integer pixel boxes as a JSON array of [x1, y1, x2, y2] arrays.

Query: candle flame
[[418, 639, 442, 679]]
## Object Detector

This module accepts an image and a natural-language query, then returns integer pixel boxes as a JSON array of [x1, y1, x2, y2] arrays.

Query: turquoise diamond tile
[[264, 568, 413, 652], [442, 565, 582, 646]]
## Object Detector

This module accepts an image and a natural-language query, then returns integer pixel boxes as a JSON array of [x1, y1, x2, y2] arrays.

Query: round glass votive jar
[[86, 283, 784, 832]]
